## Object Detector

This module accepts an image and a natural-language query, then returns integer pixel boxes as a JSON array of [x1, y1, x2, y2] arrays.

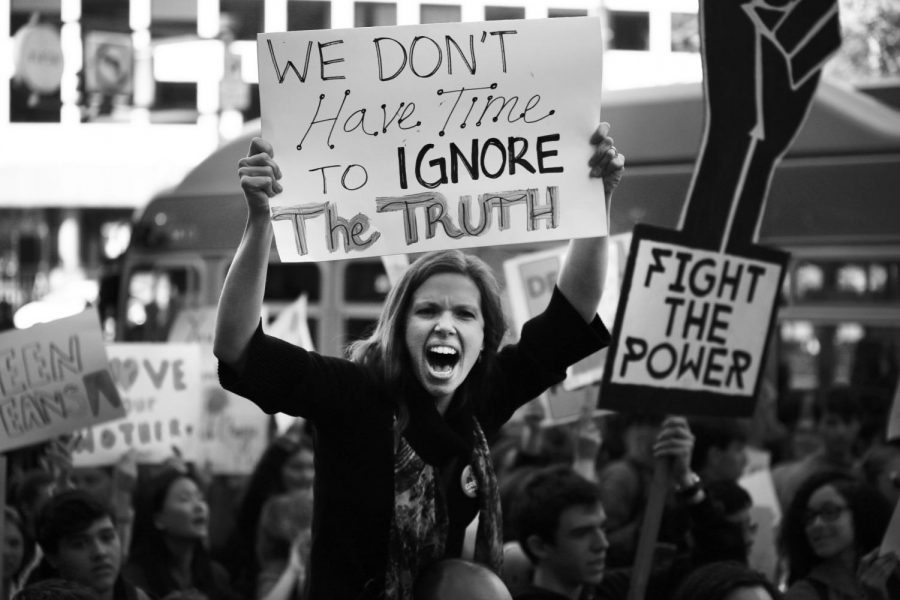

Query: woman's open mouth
[[426, 345, 460, 379]]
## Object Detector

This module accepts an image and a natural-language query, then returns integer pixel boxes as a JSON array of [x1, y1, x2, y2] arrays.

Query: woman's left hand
[[588, 122, 625, 211], [652, 416, 695, 488], [858, 549, 900, 600]]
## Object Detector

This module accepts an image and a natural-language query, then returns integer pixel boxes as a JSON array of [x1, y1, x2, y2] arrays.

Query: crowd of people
[[1, 122, 898, 600]]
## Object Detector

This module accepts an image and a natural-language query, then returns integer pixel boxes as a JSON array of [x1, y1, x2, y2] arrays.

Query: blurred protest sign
[[258, 17, 605, 262], [0, 309, 124, 453], [888, 380, 900, 441], [73, 343, 202, 466], [265, 294, 314, 434], [882, 499, 900, 557], [740, 468, 781, 581], [265, 294, 314, 350], [169, 307, 270, 474], [503, 236, 626, 423]]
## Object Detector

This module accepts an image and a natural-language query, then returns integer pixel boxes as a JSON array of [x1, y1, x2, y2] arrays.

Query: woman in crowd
[[219, 426, 315, 597], [125, 467, 237, 600], [3, 507, 27, 600], [780, 470, 900, 600], [213, 124, 624, 600]]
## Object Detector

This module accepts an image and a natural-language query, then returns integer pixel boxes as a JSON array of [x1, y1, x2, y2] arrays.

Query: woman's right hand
[[239, 137, 283, 215]]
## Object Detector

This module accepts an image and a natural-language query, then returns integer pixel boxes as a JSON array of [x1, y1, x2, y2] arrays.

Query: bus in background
[[107, 80, 900, 427]]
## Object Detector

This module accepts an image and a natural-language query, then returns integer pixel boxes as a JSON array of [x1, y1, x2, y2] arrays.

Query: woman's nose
[[434, 312, 455, 333]]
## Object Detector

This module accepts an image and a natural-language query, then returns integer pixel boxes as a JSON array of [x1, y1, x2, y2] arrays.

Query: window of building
[[485, 6, 525, 20], [421, 4, 461, 24], [549, 8, 588, 18], [149, 0, 199, 123], [288, 0, 331, 30], [9, 0, 63, 122], [355, 2, 397, 27], [671, 12, 699, 53], [220, 0, 264, 41], [790, 259, 899, 303], [607, 10, 649, 51]]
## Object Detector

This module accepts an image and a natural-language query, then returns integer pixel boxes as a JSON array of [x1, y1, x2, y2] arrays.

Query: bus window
[[344, 261, 389, 302], [791, 259, 900, 303], [264, 263, 322, 302], [124, 265, 196, 341], [345, 317, 377, 345]]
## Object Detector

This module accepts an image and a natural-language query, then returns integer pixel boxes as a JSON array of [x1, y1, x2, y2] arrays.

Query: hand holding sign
[[239, 137, 284, 216]]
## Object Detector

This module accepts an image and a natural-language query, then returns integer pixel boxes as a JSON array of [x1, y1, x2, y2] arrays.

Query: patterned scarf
[[385, 418, 503, 599]]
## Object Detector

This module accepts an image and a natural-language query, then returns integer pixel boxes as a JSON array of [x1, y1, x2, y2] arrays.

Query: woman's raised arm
[[557, 122, 625, 322], [214, 137, 283, 370]]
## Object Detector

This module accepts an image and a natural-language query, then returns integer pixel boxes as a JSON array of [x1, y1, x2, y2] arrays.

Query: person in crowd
[[3, 507, 27, 600], [213, 123, 624, 600], [27, 489, 149, 600], [254, 488, 314, 600], [13, 579, 99, 600], [219, 426, 315, 598], [669, 561, 782, 600], [780, 470, 900, 600], [125, 467, 237, 600], [69, 450, 138, 562], [10, 469, 56, 587], [692, 480, 756, 566], [772, 387, 863, 511], [507, 416, 704, 600], [690, 417, 749, 484], [860, 440, 900, 507], [413, 559, 513, 600], [594, 412, 664, 567]]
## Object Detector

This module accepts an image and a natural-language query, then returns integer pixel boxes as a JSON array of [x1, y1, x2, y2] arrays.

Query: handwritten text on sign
[[258, 18, 606, 261], [0, 310, 124, 452], [73, 343, 202, 467], [609, 240, 781, 396]]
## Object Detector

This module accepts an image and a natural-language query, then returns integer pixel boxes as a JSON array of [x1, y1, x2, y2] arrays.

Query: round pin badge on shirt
[[460, 465, 479, 498]]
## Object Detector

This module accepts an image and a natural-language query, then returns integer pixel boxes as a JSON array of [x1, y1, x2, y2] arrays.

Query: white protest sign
[[169, 307, 270, 475], [602, 235, 785, 417], [0, 310, 125, 452], [72, 343, 202, 466], [258, 17, 606, 262], [887, 381, 900, 442]]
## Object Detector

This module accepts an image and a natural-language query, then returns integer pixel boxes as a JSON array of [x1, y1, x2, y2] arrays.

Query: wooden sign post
[[604, 2, 842, 599]]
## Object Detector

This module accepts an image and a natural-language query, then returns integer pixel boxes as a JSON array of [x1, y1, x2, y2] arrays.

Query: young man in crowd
[[771, 386, 862, 510], [31, 490, 149, 600], [509, 465, 610, 600]]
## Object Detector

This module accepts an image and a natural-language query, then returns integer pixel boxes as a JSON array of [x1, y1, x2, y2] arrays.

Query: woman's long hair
[[779, 470, 892, 585], [127, 467, 222, 599], [347, 250, 506, 425]]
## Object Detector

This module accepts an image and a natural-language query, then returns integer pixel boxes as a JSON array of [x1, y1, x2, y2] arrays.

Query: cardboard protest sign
[[258, 17, 606, 262], [0, 310, 125, 452], [72, 343, 202, 466], [169, 307, 270, 475], [601, 0, 841, 418]]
